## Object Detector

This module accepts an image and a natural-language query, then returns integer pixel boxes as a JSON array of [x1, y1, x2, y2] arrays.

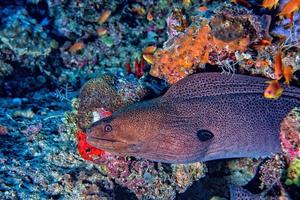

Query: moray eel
[[86, 73, 300, 164]]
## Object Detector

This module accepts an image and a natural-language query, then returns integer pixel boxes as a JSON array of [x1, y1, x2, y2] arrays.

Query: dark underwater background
[[1, 0, 300, 199]]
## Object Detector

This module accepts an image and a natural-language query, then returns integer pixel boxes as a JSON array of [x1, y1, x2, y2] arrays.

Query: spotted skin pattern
[[87, 73, 300, 164]]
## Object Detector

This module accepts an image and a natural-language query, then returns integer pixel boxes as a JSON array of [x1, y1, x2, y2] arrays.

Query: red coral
[[77, 107, 112, 161], [125, 63, 132, 74], [77, 129, 105, 161], [135, 58, 145, 78], [125, 57, 146, 78]]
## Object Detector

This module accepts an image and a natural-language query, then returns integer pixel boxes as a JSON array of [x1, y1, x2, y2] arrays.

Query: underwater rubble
[[1, 0, 300, 199]]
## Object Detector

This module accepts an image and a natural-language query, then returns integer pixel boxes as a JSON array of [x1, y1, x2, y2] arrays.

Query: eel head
[[86, 99, 214, 163]]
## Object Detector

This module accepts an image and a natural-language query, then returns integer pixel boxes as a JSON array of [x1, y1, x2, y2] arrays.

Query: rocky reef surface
[[1, 0, 300, 199]]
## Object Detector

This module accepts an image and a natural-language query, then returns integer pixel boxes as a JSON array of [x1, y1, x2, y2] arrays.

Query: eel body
[[86, 73, 300, 163]]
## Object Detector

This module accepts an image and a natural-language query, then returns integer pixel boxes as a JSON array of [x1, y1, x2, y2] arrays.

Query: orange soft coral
[[150, 24, 250, 84], [150, 8, 268, 84]]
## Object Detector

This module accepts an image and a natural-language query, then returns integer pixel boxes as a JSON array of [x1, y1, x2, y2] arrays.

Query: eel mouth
[[88, 135, 119, 143], [87, 136, 140, 154], [87, 135, 122, 149]]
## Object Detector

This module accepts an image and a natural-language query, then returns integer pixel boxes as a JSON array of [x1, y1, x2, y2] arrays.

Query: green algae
[[101, 36, 114, 47], [285, 158, 300, 187]]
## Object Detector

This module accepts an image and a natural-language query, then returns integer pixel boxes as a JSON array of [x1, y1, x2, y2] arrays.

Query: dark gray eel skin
[[86, 73, 300, 164]]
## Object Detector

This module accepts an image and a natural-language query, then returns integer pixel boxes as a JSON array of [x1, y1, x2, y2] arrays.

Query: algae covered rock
[[0, 60, 13, 78], [286, 158, 300, 187], [0, 7, 56, 57]]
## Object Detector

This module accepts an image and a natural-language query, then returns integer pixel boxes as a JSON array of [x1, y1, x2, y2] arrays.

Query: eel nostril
[[85, 128, 91, 135]]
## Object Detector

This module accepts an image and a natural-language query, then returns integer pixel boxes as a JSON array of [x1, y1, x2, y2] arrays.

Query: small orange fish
[[283, 65, 293, 85], [183, 0, 191, 8], [198, 6, 208, 12], [253, 39, 272, 51], [96, 27, 108, 36], [264, 80, 283, 99], [143, 45, 157, 54], [262, 0, 279, 9], [274, 49, 283, 80], [257, 39, 272, 46], [132, 4, 146, 15], [69, 41, 85, 54], [98, 10, 111, 24], [143, 54, 154, 64], [147, 10, 153, 21], [278, 0, 300, 21]]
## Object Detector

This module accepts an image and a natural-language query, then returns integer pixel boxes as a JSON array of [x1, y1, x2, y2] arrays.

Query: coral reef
[[150, 4, 300, 86], [286, 157, 300, 187], [90, 155, 206, 199], [259, 154, 286, 190], [0, 0, 170, 96], [77, 74, 149, 130], [280, 107, 300, 189], [166, 8, 189, 38], [226, 158, 262, 186], [0, 0, 300, 199], [0, 7, 56, 58], [171, 162, 207, 193], [150, 6, 268, 84], [0, 60, 13, 79], [48, 0, 118, 40], [280, 107, 300, 162], [0, 91, 115, 199]]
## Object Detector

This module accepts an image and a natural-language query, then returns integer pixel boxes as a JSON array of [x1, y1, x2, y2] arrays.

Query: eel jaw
[[86, 136, 142, 154]]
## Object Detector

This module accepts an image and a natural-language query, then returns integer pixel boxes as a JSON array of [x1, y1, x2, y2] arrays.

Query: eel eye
[[197, 129, 214, 141], [104, 124, 112, 132]]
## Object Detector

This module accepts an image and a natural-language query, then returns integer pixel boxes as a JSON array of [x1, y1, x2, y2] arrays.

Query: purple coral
[[166, 8, 189, 40], [259, 154, 286, 190], [280, 108, 300, 162]]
